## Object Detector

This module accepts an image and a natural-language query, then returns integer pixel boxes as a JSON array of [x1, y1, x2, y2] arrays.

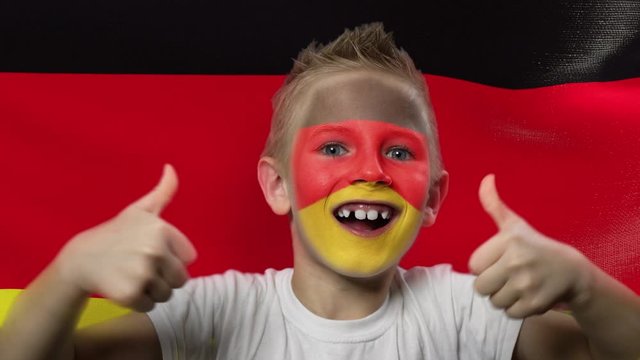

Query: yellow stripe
[[0, 289, 130, 329], [297, 183, 423, 276]]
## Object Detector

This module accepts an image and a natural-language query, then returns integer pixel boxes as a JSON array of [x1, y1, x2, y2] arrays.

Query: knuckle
[[151, 220, 170, 236], [505, 258, 523, 272], [114, 283, 144, 308], [514, 273, 539, 292], [505, 226, 532, 246], [505, 307, 520, 318], [168, 271, 188, 288], [156, 289, 173, 303], [136, 217, 165, 238], [132, 260, 157, 282], [473, 278, 487, 294], [140, 241, 165, 261], [489, 294, 506, 308], [526, 298, 548, 314], [505, 251, 534, 271], [506, 305, 528, 319], [507, 232, 526, 247]]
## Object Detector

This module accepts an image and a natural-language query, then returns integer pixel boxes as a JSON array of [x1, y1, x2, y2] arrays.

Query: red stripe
[[0, 73, 638, 293], [292, 120, 429, 210]]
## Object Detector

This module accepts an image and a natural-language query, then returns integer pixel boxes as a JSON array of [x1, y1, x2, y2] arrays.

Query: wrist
[[567, 250, 598, 312], [49, 255, 91, 301]]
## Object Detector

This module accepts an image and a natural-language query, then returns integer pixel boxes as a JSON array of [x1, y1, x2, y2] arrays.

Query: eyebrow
[[387, 128, 426, 143], [304, 122, 426, 144], [306, 124, 355, 138]]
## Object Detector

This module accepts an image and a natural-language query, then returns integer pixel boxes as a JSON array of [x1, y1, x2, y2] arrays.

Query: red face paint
[[292, 119, 430, 211]]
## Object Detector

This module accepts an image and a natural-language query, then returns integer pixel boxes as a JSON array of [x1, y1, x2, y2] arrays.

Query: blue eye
[[321, 143, 348, 157], [386, 147, 413, 161]]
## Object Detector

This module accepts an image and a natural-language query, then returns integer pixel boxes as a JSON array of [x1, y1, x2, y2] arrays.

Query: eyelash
[[318, 143, 414, 160], [385, 146, 414, 161], [319, 143, 348, 157]]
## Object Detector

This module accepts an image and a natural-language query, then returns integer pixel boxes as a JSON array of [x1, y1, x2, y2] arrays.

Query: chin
[[331, 263, 399, 280], [311, 244, 408, 280]]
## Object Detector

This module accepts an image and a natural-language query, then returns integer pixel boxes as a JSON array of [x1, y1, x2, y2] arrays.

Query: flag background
[[1, 1, 639, 296]]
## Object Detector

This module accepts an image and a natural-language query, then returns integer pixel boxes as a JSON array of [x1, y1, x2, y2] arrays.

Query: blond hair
[[262, 22, 443, 183]]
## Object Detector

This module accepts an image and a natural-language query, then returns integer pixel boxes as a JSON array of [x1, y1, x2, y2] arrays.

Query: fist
[[54, 164, 197, 312], [468, 174, 592, 318]]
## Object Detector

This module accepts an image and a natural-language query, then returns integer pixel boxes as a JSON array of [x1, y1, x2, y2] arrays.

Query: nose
[[352, 154, 392, 185]]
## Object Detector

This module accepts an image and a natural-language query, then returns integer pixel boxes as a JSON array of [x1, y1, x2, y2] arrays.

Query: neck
[[291, 228, 396, 320]]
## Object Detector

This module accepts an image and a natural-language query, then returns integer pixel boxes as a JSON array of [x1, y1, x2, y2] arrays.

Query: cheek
[[292, 145, 350, 210], [385, 161, 430, 209]]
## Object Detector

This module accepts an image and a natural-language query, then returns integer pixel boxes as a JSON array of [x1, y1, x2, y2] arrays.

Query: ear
[[422, 170, 449, 227], [257, 156, 291, 215]]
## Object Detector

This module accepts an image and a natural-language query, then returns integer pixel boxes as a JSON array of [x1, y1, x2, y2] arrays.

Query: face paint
[[291, 119, 430, 277]]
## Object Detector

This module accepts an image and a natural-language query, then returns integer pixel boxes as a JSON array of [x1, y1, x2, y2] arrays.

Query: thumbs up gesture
[[468, 174, 593, 318], [53, 165, 197, 312]]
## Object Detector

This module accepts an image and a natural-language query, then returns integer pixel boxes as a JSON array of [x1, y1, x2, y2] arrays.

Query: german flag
[[1, 1, 638, 321]]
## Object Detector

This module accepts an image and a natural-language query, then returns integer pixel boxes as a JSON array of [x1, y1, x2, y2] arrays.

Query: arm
[[0, 267, 162, 360], [0, 260, 86, 360], [469, 174, 640, 360], [74, 312, 161, 359], [515, 270, 640, 360], [0, 165, 196, 360], [566, 265, 640, 359]]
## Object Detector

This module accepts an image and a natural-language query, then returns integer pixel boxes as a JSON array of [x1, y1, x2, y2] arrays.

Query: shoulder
[[146, 268, 291, 354], [399, 264, 475, 293], [182, 268, 290, 300], [189, 268, 287, 286], [398, 264, 502, 320], [397, 264, 483, 330], [150, 268, 290, 319], [398, 265, 522, 359], [396, 264, 476, 329]]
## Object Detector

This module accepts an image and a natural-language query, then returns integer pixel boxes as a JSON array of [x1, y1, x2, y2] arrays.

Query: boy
[[1, 22, 638, 359]]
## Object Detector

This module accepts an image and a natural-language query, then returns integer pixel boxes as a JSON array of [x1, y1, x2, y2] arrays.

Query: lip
[[330, 200, 401, 238]]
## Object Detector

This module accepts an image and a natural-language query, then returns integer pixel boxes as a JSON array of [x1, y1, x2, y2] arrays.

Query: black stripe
[[2, 0, 639, 88]]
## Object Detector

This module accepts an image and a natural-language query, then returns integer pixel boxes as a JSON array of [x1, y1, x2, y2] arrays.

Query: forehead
[[298, 70, 429, 134]]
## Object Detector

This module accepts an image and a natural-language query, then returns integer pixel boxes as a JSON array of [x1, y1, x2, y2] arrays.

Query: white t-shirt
[[147, 265, 522, 359]]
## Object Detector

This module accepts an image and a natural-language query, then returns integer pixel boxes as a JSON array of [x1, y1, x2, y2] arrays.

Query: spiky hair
[[262, 22, 443, 182]]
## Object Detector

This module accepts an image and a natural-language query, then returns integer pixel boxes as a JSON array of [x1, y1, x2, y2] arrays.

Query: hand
[[53, 164, 197, 312], [468, 174, 593, 318]]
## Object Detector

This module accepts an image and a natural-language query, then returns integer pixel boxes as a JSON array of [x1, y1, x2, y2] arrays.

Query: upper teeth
[[338, 209, 390, 220]]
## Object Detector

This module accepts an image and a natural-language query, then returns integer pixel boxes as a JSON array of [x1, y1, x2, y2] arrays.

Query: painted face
[[291, 119, 430, 277]]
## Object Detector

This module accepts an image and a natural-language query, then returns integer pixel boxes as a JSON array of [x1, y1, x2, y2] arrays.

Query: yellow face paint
[[295, 182, 423, 277]]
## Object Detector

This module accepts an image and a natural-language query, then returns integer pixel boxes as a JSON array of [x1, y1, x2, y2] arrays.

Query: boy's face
[[289, 71, 432, 277]]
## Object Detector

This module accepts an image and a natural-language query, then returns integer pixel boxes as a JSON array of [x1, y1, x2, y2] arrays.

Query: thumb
[[478, 174, 516, 230], [130, 164, 178, 215]]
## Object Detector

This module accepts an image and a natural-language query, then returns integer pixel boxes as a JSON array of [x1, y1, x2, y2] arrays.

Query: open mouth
[[332, 202, 398, 237]]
